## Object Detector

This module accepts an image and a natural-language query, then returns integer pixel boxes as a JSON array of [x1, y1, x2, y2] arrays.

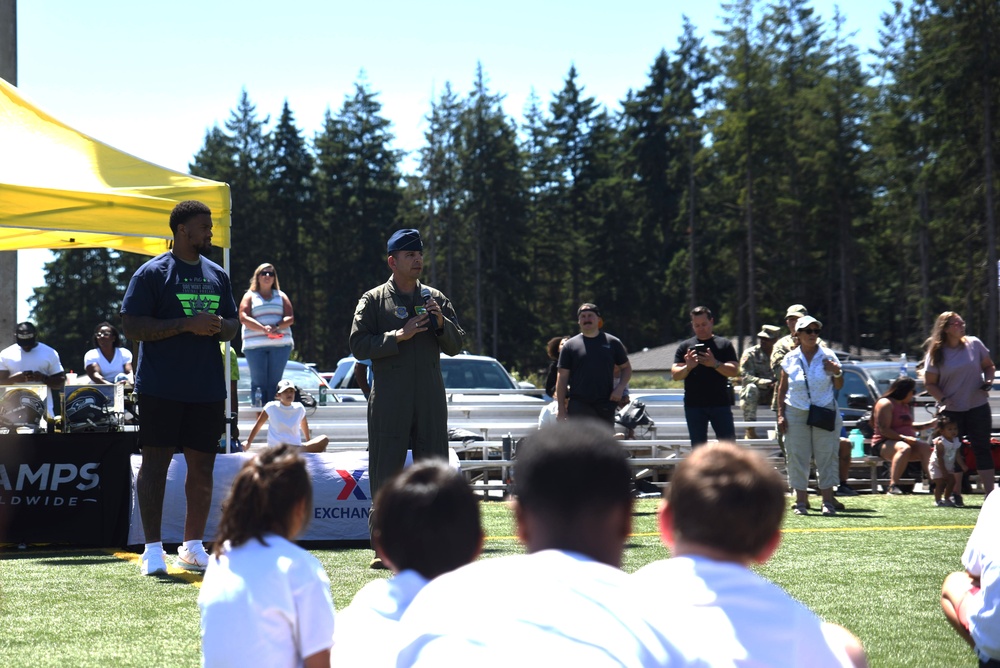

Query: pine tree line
[[30, 0, 1000, 379]]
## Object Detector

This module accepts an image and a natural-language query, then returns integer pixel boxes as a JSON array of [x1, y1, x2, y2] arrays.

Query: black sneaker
[[951, 493, 965, 508]]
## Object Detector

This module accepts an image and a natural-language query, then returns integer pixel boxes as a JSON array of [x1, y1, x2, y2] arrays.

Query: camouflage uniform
[[739, 343, 775, 421], [770, 334, 798, 411]]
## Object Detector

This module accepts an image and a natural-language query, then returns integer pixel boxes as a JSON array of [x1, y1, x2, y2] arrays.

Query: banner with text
[[127, 450, 378, 544], [0, 433, 135, 545]]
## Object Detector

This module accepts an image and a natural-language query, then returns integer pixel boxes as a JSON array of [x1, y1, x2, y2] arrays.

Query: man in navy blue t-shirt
[[121, 200, 239, 576]]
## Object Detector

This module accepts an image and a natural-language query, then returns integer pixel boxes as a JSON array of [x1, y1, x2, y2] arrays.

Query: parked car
[[329, 353, 542, 402], [837, 361, 935, 421], [235, 358, 334, 405]]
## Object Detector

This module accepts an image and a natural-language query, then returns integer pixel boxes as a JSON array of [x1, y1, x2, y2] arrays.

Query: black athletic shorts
[[137, 394, 225, 454]]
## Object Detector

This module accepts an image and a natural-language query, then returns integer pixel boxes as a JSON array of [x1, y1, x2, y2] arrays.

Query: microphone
[[421, 287, 443, 333]]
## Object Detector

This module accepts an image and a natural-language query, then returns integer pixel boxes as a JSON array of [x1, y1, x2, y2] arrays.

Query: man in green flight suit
[[350, 229, 465, 568]]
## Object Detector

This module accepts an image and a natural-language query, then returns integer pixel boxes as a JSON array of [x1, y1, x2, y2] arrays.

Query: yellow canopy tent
[[0, 77, 230, 255], [0, 78, 239, 449]]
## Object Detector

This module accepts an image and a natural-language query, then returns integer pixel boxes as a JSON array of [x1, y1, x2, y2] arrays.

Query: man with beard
[[121, 200, 239, 576]]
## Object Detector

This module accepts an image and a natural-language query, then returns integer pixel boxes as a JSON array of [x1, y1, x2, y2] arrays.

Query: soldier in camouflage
[[739, 324, 781, 439]]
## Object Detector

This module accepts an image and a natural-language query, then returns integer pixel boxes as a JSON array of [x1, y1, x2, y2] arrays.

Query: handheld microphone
[[421, 287, 443, 333]]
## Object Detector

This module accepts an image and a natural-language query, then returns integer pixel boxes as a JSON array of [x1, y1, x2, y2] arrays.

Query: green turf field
[[0, 493, 982, 667]]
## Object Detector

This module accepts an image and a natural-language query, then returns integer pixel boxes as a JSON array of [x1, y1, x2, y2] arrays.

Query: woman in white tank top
[[239, 263, 295, 405]]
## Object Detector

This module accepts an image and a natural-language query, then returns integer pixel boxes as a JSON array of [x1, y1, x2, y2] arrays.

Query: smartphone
[[693, 343, 708, 355]]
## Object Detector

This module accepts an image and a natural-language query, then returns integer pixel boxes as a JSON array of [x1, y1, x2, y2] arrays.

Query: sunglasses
[[260, 271, 275, 277], [800, 328, 821, 335]]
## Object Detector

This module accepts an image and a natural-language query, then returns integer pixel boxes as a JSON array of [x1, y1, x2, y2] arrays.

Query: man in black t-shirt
[[555, 304, 631, 426], [671, 305, 739, 446]]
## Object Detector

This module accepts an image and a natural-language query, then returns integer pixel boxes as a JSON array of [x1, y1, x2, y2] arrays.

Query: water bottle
[[849, 428, 865, 458], [253, 388, 262, 408], [502, 432, 513, 460], [899, 353, 908, 377]]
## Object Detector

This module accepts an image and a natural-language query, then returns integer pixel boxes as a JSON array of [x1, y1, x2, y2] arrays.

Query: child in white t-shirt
[[198, 444, 336, 668], [930, 415, 968, 507], [332, 461, 482, 664], [245, 378, 329, 452]]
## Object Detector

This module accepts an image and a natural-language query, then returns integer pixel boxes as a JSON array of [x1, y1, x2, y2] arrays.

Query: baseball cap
[[757, 324, 782, 340], [276, 379, 296, 394], [794, 315, 822, 331], [784, 304, 808, 319]]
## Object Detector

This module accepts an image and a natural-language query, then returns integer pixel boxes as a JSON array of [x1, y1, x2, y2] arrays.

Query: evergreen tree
[[546, 66, 603, 312], [265, 101, 317, 360], [456, 64, 530, 365], [314, 76, 403, 365], [190, 88, 270, 329], [29, 249, 144, 376]]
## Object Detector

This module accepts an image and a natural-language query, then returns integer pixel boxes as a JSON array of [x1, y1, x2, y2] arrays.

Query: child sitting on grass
[[332, 460, 483, 664], [244, 378, 329, 452], [630, 441, 868, 667], [941, 487, 1000, 666], [198, 443, 335, 668], [930, 415, 968, 507]]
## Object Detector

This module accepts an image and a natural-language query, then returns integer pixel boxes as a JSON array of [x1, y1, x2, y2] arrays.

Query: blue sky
[[13, 0, 893, 320]]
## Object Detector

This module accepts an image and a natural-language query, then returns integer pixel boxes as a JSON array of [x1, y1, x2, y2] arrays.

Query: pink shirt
[[872, 399, 914, 442], [924, 336, 990, 412]]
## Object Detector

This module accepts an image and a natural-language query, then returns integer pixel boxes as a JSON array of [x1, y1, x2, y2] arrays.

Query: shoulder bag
[[801, 356, 836, 432]]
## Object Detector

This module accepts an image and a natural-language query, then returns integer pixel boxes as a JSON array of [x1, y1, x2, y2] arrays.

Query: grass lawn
[[0, 492, 982, 667]]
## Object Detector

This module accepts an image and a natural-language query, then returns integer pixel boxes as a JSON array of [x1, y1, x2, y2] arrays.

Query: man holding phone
[[671, 306, 739, 447]]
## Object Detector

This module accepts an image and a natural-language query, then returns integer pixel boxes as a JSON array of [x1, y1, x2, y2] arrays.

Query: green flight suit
[[349, 277, 464, 531]]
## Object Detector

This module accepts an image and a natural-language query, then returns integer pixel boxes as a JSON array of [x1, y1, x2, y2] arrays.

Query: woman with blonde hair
[[239, 263, 295, 405], [924, 311, 995, 496]]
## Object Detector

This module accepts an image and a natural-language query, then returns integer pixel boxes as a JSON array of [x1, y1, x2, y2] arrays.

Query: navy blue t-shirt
[[121, 252, 237, 403]]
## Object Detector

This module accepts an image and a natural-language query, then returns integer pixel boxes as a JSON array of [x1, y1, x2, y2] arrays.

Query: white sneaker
[[177, 544, 210, 572], [140, 548, 168, 576]]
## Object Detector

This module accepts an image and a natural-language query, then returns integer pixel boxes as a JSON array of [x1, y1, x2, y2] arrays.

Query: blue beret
[[387, 229, 423, 253]]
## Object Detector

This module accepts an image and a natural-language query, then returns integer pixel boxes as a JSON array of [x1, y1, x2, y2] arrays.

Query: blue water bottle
[[849, 428, 865, 458]]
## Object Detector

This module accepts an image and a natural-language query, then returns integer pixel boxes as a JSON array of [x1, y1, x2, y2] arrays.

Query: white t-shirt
[[631, 556, 855, 667], [397, 549, 683, 667], [0, 342, 64, 415], [781, 345, 839, 410], [930, 435, 963, 479], [263, 400, 306, 447], [83, 346, 133, 379], [332, 569, 428, 665], [962, 491, 1000, 661], [198, 534, 335, 668]]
